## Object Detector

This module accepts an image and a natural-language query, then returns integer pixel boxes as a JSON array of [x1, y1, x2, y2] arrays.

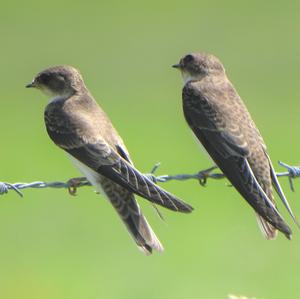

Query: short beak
[[25, 81, 36, 88], [172, 63, 181, 69]]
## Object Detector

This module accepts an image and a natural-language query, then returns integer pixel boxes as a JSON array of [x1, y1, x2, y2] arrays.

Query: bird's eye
[[184, 54, 194, 64], [38, 73, 50, 84]]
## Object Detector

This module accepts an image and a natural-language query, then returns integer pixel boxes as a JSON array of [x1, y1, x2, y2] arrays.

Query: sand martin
[[26, 65, 193, 254], [173, 53, 298, 239]]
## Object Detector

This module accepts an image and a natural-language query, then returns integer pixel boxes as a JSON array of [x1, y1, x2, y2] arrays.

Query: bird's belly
[[67, 154, 107, 198]]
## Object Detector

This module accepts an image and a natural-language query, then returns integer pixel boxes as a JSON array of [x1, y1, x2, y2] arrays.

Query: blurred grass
[[1, 0, 300, 298]]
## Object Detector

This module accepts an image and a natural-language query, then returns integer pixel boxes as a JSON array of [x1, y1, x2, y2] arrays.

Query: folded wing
[[183, 81, 292, 237]]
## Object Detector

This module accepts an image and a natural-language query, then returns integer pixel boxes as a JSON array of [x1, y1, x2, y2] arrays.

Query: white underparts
[[181, 71, 204, 84], [181, 71, 195, 84], [68, 154, 107, 199]]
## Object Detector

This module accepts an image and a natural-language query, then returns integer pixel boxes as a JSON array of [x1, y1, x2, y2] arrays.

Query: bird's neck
[[181, 71, 205, 85]]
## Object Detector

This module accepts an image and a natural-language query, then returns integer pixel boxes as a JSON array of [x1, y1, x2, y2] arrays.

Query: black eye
[[38, 73, 51, 84], [184, 54, 194, 64]]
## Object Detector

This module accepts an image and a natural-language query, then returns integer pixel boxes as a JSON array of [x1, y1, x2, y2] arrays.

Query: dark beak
[[25, 81, 36, 88], [172, 63, 181, 69]]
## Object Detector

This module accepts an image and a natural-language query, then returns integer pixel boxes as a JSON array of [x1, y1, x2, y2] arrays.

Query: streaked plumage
[[173, 53, 298, 239], [26, 65, 193, 254]]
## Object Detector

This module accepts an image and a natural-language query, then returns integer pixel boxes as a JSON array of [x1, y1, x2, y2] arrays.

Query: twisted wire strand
[[0, 161, 299, 197], [277, 161, 300, 192]]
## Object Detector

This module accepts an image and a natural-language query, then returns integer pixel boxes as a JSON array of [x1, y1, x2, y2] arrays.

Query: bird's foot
[[197, 165, 220, 186], [67, 177, 89, 196]]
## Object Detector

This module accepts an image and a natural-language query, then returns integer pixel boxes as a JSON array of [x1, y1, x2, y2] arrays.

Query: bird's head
[[26, 65, 85, 98], [172, 53, 225, 83]]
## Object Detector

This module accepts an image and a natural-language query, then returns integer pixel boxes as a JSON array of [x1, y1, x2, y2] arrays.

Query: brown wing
[[182, 81, 292, 238], [66, 143, 192, 213], [44, 100, 193, 213]]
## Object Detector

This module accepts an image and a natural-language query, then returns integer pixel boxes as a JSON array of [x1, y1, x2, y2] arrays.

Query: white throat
[[39, 86, 72, 103], [181, 71, 203, 84]]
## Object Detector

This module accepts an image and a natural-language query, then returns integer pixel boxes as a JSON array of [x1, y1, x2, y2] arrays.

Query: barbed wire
[[0, 161, 299, 197]]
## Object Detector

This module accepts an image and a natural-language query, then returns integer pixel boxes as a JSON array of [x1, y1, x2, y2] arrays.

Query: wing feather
[[45, 109, 193, 213], [264, 153, 300, 228], [183, 81, 292, 237]]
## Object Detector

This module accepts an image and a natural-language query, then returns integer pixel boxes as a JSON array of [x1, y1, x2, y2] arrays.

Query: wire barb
[[0, 161, 299, 197], [278, 161, 300, 192]]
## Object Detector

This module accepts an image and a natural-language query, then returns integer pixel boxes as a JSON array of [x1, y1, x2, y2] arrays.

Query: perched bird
[[26, 65, 193, 254], [173, 53, 298, 239]]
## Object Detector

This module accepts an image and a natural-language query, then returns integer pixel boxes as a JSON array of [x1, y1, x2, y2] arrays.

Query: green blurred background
[[1, 1, 299, 298]]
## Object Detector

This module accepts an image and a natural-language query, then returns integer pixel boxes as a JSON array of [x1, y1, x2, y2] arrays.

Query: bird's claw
[[67, 177, 87, 196], [197, 165, 219, 186], [198, 175, 207, 186], [198, 171, 209, 186]]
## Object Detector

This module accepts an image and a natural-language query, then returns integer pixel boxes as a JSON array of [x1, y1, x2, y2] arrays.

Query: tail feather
[[69, 154, 164, 253], [92, 173, 164, 254], [256, 214, 278, 240], [110, 192, 164, 254]]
